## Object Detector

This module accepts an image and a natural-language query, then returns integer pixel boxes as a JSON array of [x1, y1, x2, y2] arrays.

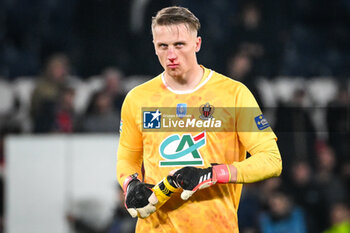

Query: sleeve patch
[[254, 114, 270, 130]]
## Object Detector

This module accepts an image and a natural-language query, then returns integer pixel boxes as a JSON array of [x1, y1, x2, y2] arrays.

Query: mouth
[[167, 64, 179, 69]]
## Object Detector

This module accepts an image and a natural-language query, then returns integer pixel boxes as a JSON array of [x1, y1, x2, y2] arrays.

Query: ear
[[195, 36, 202, 53]]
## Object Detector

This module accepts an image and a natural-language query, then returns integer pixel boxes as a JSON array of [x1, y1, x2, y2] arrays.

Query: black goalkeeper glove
[[123, 173, 157, 218], [123, 173, 180, 218], [171, 165, 232, 200]]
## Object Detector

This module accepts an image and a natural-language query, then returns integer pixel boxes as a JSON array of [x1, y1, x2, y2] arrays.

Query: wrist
[[123, 173, 140, 193], [213, 164, 237, 183]]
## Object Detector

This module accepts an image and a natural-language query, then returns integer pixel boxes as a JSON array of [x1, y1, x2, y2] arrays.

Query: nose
[[167, 47, 177, 61]]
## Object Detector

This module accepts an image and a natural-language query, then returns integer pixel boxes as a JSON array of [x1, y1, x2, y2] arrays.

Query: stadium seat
[[12, 77, 35, 113], [306, 77, 338, 106], [123, 75, 152, 93], [272, 76, 306, 104], [255, 77, 278, 107], [0, 79, 15, 115], [73, 76, 104, 114]]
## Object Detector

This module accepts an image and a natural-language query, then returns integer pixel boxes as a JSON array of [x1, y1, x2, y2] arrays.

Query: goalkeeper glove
[[123, 173, 179, 218], [171, 164, 232, 200]]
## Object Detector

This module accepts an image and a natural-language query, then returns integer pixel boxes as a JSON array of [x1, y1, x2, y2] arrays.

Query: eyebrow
[[156, 41, 186, 46]]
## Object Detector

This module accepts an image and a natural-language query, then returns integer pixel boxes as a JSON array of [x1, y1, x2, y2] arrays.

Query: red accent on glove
[[213, 165, 231, 183], [122, 174, 140, 193]]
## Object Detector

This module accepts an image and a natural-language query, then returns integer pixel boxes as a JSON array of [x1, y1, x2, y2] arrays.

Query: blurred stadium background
[[0, 0, 350, 233]]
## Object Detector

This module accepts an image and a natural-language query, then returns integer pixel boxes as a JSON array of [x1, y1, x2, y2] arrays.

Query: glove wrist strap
[[123, 173, 140, 193], [213, 165, 231, 183]]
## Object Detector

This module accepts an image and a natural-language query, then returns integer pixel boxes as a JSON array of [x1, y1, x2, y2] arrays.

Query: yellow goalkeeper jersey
[[117, 66, 279, 233]]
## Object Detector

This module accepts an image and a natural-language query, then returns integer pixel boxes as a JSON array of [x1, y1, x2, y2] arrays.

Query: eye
[[158, 44, 168, 49], [175, 42, 184, 48]]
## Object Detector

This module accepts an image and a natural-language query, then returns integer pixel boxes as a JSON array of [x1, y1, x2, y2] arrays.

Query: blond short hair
[[152, 6, 200, 33]]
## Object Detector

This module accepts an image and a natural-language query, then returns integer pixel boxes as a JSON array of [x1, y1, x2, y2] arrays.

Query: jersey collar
[[161, 66, 213, 94]]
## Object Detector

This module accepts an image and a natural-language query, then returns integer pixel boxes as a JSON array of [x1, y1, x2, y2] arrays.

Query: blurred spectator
[[0, 176, 3, 233], [108, 186, 137, 233], [314, 144, 347, 206], [238, 184, 261, 233], [259, 190, 307, 233], [67, 186, 137, 233], [1, 0, 41, 78], [79, 67, 125, 133], [326, 85, 350, 166], [226, 51, 264, 108], [1, 1, 350, 77], [53, 87, 76, 133], [340, 160, 350, 201], [259, 177, 283, 209], [280, 0, 350, 77], [227, 52, 252, 84], [30, 53, 75, 133], [73, 0, 132, 77], [100, 67, 126, 112], [274, 88, 316, 174], [235, 2, 265, 57], [287, 160, 324, 233], [0, 2, 349, 233], [226, 1, 280, 77], [323, 203, 350, 233], [80, 91, 120, 133]]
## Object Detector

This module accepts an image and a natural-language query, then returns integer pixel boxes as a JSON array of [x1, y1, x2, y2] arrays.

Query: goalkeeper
[[117, 6, 282, 233]]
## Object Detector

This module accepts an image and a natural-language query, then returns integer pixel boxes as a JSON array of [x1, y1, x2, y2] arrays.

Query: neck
[[164, 65, 204, 91]]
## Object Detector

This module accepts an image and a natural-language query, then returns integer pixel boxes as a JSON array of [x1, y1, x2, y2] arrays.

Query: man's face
[[152, 24, 201, 78]]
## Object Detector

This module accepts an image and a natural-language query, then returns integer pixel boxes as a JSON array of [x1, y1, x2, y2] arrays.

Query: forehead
[[152, 24, 196, 42]]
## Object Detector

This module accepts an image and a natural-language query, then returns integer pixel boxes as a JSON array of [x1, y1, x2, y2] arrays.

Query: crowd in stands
[[1, 0, 350, 79], [0, 0, 350, 233]]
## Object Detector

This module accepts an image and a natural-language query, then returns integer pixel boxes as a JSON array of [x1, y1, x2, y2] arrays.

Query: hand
[[123, 174, 158, 218], [171, 164, 231, 200], [123, 174, 179, 218]]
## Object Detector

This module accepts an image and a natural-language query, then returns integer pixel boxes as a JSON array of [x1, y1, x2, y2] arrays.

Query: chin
[[166, 68, 182, 77]]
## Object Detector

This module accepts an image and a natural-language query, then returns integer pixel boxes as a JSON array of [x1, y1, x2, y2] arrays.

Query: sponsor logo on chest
[[159, 132, 206, 167]]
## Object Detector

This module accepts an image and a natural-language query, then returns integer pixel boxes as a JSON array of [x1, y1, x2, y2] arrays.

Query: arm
[[172, 141, 281, 200], [172, 83, 282, 199], [233, 138, 282, 183], [116, 145, 143, 187], [116, 91, 144, 186], [117, 92, 179, 218], [116, 92, 152, 218], [233, 83, 282, 183]]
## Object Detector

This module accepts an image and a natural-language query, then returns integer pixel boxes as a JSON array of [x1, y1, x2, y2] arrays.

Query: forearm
[[171, 140, 281, 200], [232, 140, 282, 183], [116, 144, 143, 187]]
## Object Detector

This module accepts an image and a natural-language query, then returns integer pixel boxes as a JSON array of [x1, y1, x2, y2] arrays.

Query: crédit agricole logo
[[159, 132, 206, 166]]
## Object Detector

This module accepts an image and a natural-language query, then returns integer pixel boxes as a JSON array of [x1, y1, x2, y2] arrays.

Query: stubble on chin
[[166, 68, 186, 83]]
